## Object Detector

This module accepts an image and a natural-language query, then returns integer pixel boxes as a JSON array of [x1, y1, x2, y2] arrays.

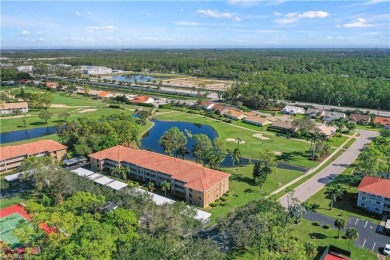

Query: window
[[375, 208, 380, 211], [376, 201, 381, 205], [362, 197, 367, 201], [198, 197, 201, 200], [360, 203, 366, 207]]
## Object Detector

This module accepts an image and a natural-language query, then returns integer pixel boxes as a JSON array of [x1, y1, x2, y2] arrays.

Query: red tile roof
[[45, 82, 59, 88], [0, 140, 67, 161], [131, 96, 150, 103], [374, 116, 390, 126], [1, 102, 28, 110], [227, 110, 244, 118], [212, 104, 226, 112], [97, 91, 112, 97], [244, 115, 271, 124], [89, 146, 230, 192], [358, 176, 390, 198]]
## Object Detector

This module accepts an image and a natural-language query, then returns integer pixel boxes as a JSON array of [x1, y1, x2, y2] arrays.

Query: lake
[[1, 127, 57, 144], [111, 74, 163, 83]]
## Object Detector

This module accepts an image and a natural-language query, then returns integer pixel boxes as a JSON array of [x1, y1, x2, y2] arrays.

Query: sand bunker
[[274, 151, 283, 156], [51, 104, 69, 108], [78, 109, 97, 113], [226, 138, 246, 144], [252, 133, 270, 140]]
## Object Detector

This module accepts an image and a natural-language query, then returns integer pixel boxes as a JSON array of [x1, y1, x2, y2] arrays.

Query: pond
[[1, 127, 57, 144], [111, 74, 164, 83]]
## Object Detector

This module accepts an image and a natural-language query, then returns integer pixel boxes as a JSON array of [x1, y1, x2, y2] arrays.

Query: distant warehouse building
[[89, 146, 230, 208], [0, 102, 28, 115], [81, 65, 112, 75], [0, 140, 67, 173]]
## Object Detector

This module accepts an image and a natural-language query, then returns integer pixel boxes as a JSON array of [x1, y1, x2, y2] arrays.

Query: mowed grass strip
[[207, 165, 303, 223]]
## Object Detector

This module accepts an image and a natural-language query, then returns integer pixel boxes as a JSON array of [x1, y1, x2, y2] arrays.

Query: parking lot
[[347, 217, 390, 254]]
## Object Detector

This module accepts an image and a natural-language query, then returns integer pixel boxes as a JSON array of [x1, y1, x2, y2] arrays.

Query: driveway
[[347, 217, 390, 254], [279, 129, 378, 208]]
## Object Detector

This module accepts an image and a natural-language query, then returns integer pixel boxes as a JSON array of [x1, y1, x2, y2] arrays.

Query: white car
[[384, 244, 390, 255]]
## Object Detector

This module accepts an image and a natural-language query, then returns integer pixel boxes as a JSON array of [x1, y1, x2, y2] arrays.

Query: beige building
[[89, 146, 230, 208], [0, 140, 67, 173], [0, 102, 29, 115]]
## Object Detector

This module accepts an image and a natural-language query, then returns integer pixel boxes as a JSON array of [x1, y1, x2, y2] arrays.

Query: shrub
[[323, 224, 330, 229], [313, 221, 321, 226], [220, 196, 229, 202], [210, 202, 219, 207]]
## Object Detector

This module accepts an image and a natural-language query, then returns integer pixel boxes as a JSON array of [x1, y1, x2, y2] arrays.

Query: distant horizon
[[2, 1, 389, 49]]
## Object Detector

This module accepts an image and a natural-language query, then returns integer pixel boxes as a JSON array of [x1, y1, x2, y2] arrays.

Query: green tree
[[345, 227, 359, 251], [38, 110, 53, 124], [105, 208, 138, 244], [58, 112, 71, 122], [147, 181, 155, 192], [288, 203, 307, 224], [231, 147, 241, 167], [22, 118, 27, 128], [356, 146, 384, 175], [161, 180, 171, 196], [326, 184, 346, 210], [252, 162, 261, 183], [159, 127, 187, 158], [334, 217, 346, 239], [304, 242, 316, 260], [192, 134, 212, 164]]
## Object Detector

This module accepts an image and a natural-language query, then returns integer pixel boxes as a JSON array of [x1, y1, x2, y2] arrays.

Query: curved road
[[279, 129, 379, 208]]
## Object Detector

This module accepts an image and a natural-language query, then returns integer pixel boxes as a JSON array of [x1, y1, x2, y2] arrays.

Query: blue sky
[[1, 1, 389, 49]]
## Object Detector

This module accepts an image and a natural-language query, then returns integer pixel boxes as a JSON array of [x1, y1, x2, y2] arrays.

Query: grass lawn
[[207, 165, 303, 223], [291, 219, 377, 259], [355, 124, 383, 132], [305, 165, 382, 224], [0, 196, 26, 209], [156, 112, 318, 169], [327, 135, 348, 147]]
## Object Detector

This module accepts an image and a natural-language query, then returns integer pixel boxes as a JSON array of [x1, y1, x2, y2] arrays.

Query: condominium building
[[357, 176, 390, 215], [0, 140, 67, 173], [16, 65, 33, 72], [0, 102, 28, 115], [89, 146, 230, 208]]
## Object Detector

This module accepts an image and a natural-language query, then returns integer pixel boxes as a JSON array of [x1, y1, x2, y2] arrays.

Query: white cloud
[[227, 0, 259, 7], [19, 30, 30, 35], [85, 26, 115, 32], [180, 9, 184, 12], [35, 31, 45, 35], [233, 17, 241, 22], [273, 10, 329, 24], [175, 21, 201, 26], [326, 36, 333, 40], [75, 11, 80, 16], [24, 38, 45, 42], [365, 0, 389, 5], [87, 11, 93, 15], [197, 9, 234, 18], [338, 18, 372, 28]]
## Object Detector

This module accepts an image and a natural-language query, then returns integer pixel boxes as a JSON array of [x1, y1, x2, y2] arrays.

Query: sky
[[1, 0, 389, 49]]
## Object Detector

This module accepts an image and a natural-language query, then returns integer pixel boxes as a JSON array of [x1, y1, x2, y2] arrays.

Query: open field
[[0, 197, 26, 209], [207, 165, 303, 223], [156, 111, 321, 168]]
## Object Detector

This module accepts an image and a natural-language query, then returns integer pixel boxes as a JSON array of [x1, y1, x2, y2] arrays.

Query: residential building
[[0, 102, 28, 115], [45, 82, 59, 89], [0, 140, 67, 173], [306, 108, 325, 119], [374, 116, 390, 129], [200, 101, 215, 110], [81, 66, 112, 75], [315, 124, 337, 137], [225, 110, 247, 120], [349, 114, 371, 124], [357, 176, 390, 215], [319, 245, 351, 260], [212, 104, 229, 115], [281, 105, 305, 115], [98, 91, 114, 99], [131, 95, 154, 104], [89, 146, 230, 208], [244, 116, 272, 126], [16, 65, 33, 72], [323, 111, 346, 122], [269, 121, 297, 132]]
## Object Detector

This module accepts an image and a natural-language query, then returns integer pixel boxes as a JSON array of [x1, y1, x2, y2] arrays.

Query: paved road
[[284, 100, 390, 117], [279, 129, 378, 208]]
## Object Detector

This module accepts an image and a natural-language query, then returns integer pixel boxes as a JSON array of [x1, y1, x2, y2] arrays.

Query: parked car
[[384, 244, 390, 255]]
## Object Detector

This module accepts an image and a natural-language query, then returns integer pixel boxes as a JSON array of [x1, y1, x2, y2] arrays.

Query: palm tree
[[307, 131, 321, 160], [334, 217, 346, 238], [326, 184, 346, 210], [161, 180, 171, 196], [345, 228, 359, 251], [147, 181, 155, 192], [231, 147, 241, 167], [304, 242, 316, 260], [235, 137, 243, 148]]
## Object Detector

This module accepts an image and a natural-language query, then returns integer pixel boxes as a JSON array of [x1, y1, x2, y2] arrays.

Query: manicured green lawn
[[327, 135, 348, 147], [355, 124, 382, 132], [305, 166, 382, 224], [156, 112, 318, 168], [0, 196, 26, 209], [291, 219, 377, 259], [207, 165, 303, 223]]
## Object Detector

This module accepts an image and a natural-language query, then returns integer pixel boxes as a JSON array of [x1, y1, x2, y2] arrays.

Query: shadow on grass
[[309, 232, 328, 239], [230, 174, 255, 186], [244, 188, 255, 193], [30, 121, 46, 126]]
